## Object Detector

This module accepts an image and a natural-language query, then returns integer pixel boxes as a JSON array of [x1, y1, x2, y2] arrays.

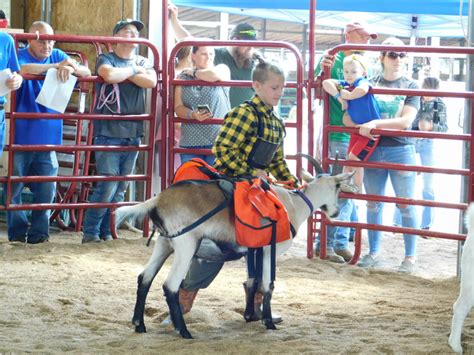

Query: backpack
[[234, 178, 291, 248], [172, 158, 291, 248]]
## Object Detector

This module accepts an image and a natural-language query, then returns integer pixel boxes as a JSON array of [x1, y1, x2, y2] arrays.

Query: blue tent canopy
[[174, 0, 470, 37], [174, 0, 468, 15]]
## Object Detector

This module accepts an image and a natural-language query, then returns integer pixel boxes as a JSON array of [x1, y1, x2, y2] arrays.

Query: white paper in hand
[[0, 68, 13, 96], [35, 68, 77, 113]]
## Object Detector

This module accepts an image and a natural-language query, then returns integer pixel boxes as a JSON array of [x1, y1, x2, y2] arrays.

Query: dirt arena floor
[[0, 224, 473, 354]]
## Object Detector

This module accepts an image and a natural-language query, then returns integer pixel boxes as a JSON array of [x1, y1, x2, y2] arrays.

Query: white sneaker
[[398, 259, 418, 274], [357, 254, 380, 268]]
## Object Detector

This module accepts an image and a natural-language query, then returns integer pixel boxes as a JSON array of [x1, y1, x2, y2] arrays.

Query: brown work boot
[[243, 283, 282, 324], [334, 248, 354, 262], [315, 248, 345, 263], [178, 288, 199, 314]]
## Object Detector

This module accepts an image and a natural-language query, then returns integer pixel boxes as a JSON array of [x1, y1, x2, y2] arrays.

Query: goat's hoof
[[179, 328, 193, 339], [263, 319, 277, 330], [448, 337, 463, 354], [134, 323, 147, 333]]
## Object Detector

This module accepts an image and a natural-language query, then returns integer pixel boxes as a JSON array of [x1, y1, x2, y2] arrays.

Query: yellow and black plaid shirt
[[213, 95, 297, 184]]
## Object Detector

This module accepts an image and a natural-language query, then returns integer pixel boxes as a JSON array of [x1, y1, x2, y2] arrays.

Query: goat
[[114, 155, 355, 339], [449, 203, 474, 354]]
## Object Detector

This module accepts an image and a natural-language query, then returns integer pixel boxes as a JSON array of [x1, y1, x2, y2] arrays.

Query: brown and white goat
[[114, 157, 354, 339]]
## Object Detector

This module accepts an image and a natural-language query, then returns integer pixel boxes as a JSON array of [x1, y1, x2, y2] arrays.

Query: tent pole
[[301, 23, 308, 73], [459, 0, 474, 277]]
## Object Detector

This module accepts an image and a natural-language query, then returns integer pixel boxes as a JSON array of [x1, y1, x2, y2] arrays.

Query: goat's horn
[[295, 153, 324, 176]]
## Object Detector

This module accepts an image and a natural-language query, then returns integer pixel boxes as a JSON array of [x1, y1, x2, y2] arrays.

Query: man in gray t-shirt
[[82, 19, 157, 244], [93, 52, 153, 138]]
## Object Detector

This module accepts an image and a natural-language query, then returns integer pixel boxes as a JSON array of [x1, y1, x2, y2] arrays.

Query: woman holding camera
[[174, 45, 231, 164], [352, 37, 421, 274]]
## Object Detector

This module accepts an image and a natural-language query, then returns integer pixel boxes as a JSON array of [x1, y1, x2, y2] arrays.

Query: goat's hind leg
[[132, 236, 173, 333], [163, 235, 200, 339]]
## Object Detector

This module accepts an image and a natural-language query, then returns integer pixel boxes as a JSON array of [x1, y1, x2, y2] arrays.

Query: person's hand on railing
[[56, 58, 79, 82], [321, 52, 335, 70], [358, 120, 379, 139]]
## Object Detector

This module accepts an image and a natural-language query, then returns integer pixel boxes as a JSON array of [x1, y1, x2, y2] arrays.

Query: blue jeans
[[316, 140, 358, 251], [416, 139, 434, 228], [82, 136, 140, 238], [7, 151, 58, 240], [0, 110, 5, 155], [393, 138, 434, 229], [180, 145, 215, 166], [363, 144, 418, 257]]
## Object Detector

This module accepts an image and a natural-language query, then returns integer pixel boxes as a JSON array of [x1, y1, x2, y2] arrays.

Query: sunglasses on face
[[384, 51, 408, 59]]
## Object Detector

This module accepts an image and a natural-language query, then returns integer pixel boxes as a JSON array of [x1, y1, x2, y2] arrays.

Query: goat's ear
[[300, 169, 314, 183]]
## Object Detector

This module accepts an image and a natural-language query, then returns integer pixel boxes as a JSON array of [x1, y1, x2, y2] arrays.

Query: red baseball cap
[[345, 22, 377, 39]]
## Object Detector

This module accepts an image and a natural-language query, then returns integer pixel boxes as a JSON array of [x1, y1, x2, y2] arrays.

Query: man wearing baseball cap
[[213, 22, 260, 108], [82, 18, 157, 243], [344, 22, 378, 41], [113, 18, 144, 35], [229, 23, 258, 41], [314, 21, 378, 263]]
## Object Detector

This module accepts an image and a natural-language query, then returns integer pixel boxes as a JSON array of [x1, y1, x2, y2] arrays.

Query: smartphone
[[197, 104, 212, 116]]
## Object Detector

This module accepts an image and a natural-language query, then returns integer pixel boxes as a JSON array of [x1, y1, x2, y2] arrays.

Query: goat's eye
[[335, 183, 341, 189]]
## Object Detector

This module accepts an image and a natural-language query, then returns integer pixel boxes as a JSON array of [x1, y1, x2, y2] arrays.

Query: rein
[[291, 189, 314, 215]]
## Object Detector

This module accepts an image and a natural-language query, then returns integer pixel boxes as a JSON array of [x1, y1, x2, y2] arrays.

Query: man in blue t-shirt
[[0, 32, 22, 155], [7, 21, 90, 244]]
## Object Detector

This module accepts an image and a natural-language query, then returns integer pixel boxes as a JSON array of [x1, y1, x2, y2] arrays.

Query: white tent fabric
[[173, 0, 470, 38]]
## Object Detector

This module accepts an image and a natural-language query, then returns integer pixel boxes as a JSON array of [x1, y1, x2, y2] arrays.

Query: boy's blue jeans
[[82, 136, 140, 239]]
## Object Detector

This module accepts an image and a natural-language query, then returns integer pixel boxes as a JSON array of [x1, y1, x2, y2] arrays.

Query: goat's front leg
[[260, 245, 284, 330], [132, 236, 173, 333], [449, 292, 472, 353], [243, 278, 260, 322], [261, 281, 276, 330]]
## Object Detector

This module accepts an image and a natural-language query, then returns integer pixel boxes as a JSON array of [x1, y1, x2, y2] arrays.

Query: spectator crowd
[[0, 5, 454, 280]]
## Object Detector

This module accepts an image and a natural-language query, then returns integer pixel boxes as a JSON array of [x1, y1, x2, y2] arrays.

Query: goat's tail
[[464, 202, 474, 240], [114, 196, 159, 227]]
